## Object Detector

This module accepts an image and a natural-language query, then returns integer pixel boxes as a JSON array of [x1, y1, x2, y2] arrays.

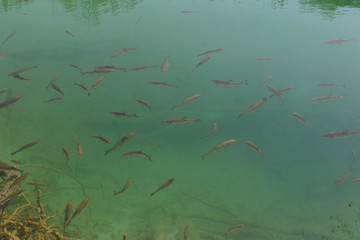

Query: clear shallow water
[[1, 0, 360, 239]]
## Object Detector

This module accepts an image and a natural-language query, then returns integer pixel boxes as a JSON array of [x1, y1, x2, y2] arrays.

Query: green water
[[1, 0, 360, 239]]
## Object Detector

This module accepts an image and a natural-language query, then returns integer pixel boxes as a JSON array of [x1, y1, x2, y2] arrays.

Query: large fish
[[8, 64, 39, 76], [0, 96, 21, 109], [312, 95, 343, 101], [11, 140, 40, 156], [150, 178, 174, 197], [67, 197, 90, 226], [171, 94, 201, 110], [324, 38, 357, 45], [202, 139, 236, 160], [105, 132, 136, 156], [129, 65, 158, 71], [266, 84, 284, 103], [237, 98, 267, 119]]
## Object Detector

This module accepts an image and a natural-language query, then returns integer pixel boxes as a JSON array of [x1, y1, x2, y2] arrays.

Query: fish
[[123, 234, 127, 240], [202, 139, 236, 160], [105, 132, 136, 156], [74, 83, 90, 95], [279, 86, 294, 94], [292, 112, 311, 127], [122, 150, 152, 161], [161, 55, 170, 72], [67, 197, 90, 226], [312, 95, 343, 101], [89, 76, 104, 91], [352, 178, 360, 183], [324, 38, 357, 45], [82, 69, 116, 75], [93, 66, 127, 71], [180, 11, 200, 13], [0, 52, 6, 60], [136, 99, 152, 111], [9, 172, 29, 188], [0, 96, 21, 109], [258, 76, 272, 87], [111, 111, 138, 118], [10, 160, 24, 165], [65, 30, 74, 37], [129, 65, 158, 71], [74, 140, 82, 155], [51, 83, 64, 95], [247, 23, 256, 28], [321, 130, 360, 139], [201, 122, 217, 139], [90, 136, 112, 144], [352, 150, 356, 166], [238, 98, 267, 119], [226, 224, 245, 237], [184, 226, 190, 240], [335, 170, 352, 184], [13, 75, 31, 81], [8, 64, 39, 76], [171, 94, 201, 110], [69, 64, 82, 70], [136, 16, 143, 24], [0, 89, 8, 94], [114, 178, 133, 195], [46, 76, 59, 89], [64, 200, 73, 231], [161, 117, 201, 125], [111, 48, 136, 58], [266, 84, 284, 103], [193, 55, 212, 71], [148, 81, 178, 88], [197, 48, 224, 57], [317, 83, 345, 88], [43, 97, 64, 103], [11, 140, 40, 156], [255, 58, 279, 62], [145, 142, 161, 148], [62, 147, 70, 163], [245, 141, 264, 158], [150, 178, 174, 197], [211, 79, 247, 87], [1, 29, 18, 45]]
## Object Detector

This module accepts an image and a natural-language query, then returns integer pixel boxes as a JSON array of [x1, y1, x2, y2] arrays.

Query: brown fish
[[161, 117, 201, 125], [51, 83, 64, 95], [161, 55, 170, 72], [74, 140, 82, 155], [352, 150, 356, 166], [67, 197, 90, 226], [65, 30, 74, 37], [8, 64, 39, 76], [184, 226, 190, 240], [43, 97, 64, 103], [111, 48, 136, 58], [266, 84, 284, 103], [245, 141, 264, 158], [351, 178, 360, 183], [11, 140, 40, 156], [258, 76, 272, 87], [171, 94, 201, 110], [201, 122, 217, 139], [0, 96, 21, 109], [122, 150, 152, 161], [13, 75, 31, 81], [1, 29, 18, 45], [64, 200, 73, 231], [89, 76, 104, 91], [90, 136, 112, 144], [335, 169, 351, 184], [105, 132, 136, 156], [111, 111, 138, 118], [136, 16, 143, 24], [292, 112, 311, 127], [279, 86, 294, 94], [74, 83, 90, 95], [129, 65, 158, 71], [136, 99, 152, 111], [211, 79, 247, 87], [148, 81, 178, 88], [318, 83, 345, 88], [114, 178, 133, 195], [197, 48, 224, 57], [82, 69, 116, 75], [0, 52, 6, 60], [94, 65, 127, 71], [193, 55, 211, 71], [62, 147, 70, 163], [312, 95, 343, 101], [324, 38, 357, 45], [0, 88, 8, 94], [226, 224, 245, 236], [202, 139, 236, 160], [255, 58, 279, 62], [321, 130, 360, 139], [69, 64, 82, 70], [238, 98, 267, 119], [46, 76, 59, 89], [150, 178, 174, 197]]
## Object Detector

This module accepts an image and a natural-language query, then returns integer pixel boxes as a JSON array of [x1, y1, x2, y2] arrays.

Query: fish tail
[[11, 151, 16, 156], [134, 113, 138, 118], [104, 150, 110, 156], [237, 113, 243, 119], [88, 92, 91, 96], [149, 156, 153, 161], [150, 192, 155, 197], [244, 80, 248, 85]]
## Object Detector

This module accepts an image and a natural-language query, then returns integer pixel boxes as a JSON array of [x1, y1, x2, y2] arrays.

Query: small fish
[[89, 76, 104, 92], [136, 16, 143, 24], [335, 170, 352, 184], [150, 178, 174, 197], [0, 52, 6, 60], [226, 224, 245, 237], [197, 48, 224, 57], [324, 38, 357, 45], [351, 178, 360, 183], [211, 79, 247, 87], [74, 140, 82, 155], [352, 150, 356, 166], [318, 83, 345, 88], [43, 97, 64, 103], [266, 84, 284, 103], [184, 226, 190, 240], [111, 111, 138, 118], [0, 89, 8, 94], [10, 160, 24, 165], [193, 55, 211, 71], [312, 95, 343, 101], [258, 76, 272, 87], [65, 30, 74, 37], [46, 76, 59, 89], [292, 112, 311, 127], [114, 178, 133, 195], [161, 117, 201, 125], [13, 75, 31, 81], [247, 23, 256, 28], [64, 200, 73, 231], [74, 83, 90, 95], [180, 11, 200, 13], [51, 83, 64, 95], [62, 147, 70, 163], [238, 98, 267, 119], [321, 130, 360, 139], [161, 55, 170, 72], [145, 142, 161, 148], [11, 140, 40, 156], [90, 136, 112, 144], [122, 150, 152, 161], [0, 96, 21, 109], [278, 86, 294, 94], [93, 66, 127, 71], [201, 122, 217, 139], [9, 172, 29, 188], [111, 48, 136, 58], [1, 29, 18, 45], [129, 65, 158, 71], [69, 64, 82, 71], [255, 58, 279, 62], [82, 69, 116, 75], [202, 139, 236, 160], [8, 64, 39, 76], [136, 99, 152, 111], [245, 141, 264, 158], [105, 132, 136, 156], [67, 197, 90, 226], [172, 94, 201, 110], [148, 81, 178, 87]]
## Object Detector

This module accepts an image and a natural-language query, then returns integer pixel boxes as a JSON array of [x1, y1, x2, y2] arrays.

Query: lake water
[[1, 0, 360, 239]]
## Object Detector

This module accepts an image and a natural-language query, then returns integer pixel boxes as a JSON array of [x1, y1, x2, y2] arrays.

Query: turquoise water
[[1, 0, 360, 239]]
